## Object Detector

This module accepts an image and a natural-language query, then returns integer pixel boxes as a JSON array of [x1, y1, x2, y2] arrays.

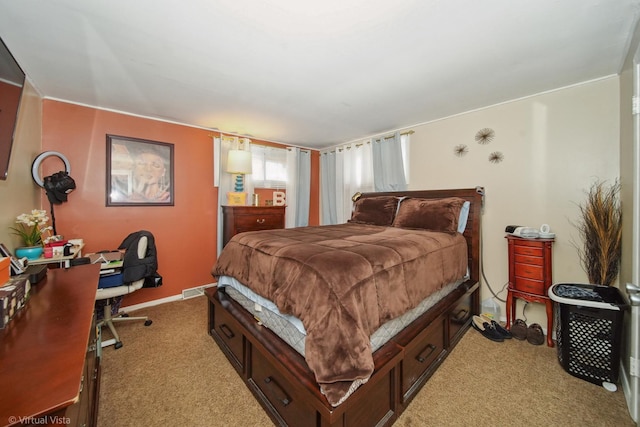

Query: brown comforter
[[212, 223, 467, 406]]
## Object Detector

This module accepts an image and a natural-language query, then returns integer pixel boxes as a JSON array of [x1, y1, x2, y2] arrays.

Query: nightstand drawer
[[513, 277, 545, 294], [513, 245, 543, 257], [514, 263, 543, 280], [514, 253, 543, 266]]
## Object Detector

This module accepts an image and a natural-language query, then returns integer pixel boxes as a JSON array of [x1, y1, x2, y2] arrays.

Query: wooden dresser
[[505, 235, 555, 347], [0, 263, 101, 427], [222, 205, 286, 247]]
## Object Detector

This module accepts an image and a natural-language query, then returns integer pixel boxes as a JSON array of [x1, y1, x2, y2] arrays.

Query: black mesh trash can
[[549, 283, 628, 387]]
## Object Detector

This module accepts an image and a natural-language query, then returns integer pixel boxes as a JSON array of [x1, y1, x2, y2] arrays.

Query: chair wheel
[[144, 320, 153, 326], [115, 341, 123, 349], [121, 313, 129, 318]]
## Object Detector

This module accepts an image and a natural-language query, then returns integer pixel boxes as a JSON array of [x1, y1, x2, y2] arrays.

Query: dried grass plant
[[575, 180, 622, 286]]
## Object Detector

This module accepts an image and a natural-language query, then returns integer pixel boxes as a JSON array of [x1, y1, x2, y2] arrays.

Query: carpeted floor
[[97, 296, 635, 427]]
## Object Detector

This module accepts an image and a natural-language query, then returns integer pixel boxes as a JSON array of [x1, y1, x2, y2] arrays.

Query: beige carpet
[[98, 296, 635, 427]]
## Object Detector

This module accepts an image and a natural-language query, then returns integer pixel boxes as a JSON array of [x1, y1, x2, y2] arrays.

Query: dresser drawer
[[222, 206, 286, 247], [514, 263, 543, 280], [513, 277, 545, 294], [401, 315, 445, 400], [234, 214, 284, 233]]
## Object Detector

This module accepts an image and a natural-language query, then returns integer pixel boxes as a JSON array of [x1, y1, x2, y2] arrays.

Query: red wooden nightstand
[[506, 235, 555, 347]]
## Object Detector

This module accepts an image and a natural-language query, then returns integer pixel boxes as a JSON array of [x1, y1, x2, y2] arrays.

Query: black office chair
[[94, 231, 159, 349]]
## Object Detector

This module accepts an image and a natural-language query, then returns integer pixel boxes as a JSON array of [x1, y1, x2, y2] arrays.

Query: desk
[[28, 243, 84, 268], [0, 263, 101, 427]]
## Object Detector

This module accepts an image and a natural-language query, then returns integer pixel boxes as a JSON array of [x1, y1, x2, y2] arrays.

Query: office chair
[[95, 234, 153, 349]]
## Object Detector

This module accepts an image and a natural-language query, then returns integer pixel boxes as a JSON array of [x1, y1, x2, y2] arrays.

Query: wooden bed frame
[[207, 187, 484, 426]]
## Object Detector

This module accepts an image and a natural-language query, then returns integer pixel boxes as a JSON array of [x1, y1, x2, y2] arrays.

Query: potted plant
[[574, 180, 622, 286], [9, 209, 53, 260]]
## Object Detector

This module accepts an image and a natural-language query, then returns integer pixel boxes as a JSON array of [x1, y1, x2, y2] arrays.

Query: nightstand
[[506, 235, 555, 347], [222, 205, 286, 247]]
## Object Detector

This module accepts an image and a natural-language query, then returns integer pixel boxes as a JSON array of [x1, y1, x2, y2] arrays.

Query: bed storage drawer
[[448, 286, 474, 345], [249, 350, 316, 427], [399, 315, 445, 402], [209, 294, 245, 374]]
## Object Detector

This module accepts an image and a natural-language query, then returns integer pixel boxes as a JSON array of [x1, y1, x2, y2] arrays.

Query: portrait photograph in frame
[[106, 135, 174, 206]]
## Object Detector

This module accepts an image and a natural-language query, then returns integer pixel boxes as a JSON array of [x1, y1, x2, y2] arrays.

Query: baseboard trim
[[121, 282, 216, 313], [620, 361, 638, 423]]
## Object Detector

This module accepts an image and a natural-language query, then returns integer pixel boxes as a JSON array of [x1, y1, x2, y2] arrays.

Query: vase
[[15, 245, 44, 260]]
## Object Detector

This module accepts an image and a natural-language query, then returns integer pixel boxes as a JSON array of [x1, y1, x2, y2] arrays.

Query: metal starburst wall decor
[[475, 128, 495, 145], [488, 151, 504, 164], [454, 144, 469, 157]]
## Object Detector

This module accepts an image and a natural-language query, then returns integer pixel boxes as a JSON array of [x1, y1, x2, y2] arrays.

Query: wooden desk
[[0, 263, 101, 426]]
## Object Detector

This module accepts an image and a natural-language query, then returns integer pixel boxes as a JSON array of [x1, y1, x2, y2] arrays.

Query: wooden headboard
[[358, 187, 484, 283]]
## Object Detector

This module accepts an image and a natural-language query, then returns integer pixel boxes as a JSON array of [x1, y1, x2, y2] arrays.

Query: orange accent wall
[[41, 100, 319, 306]]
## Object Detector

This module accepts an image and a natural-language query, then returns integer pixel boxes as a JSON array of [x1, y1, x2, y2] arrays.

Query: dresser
[[505, 235, 555, 347], [0, 263, 101, 427], [222, 205, 286, 247]]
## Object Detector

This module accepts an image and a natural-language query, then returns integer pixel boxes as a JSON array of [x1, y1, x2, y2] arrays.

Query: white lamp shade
[[226, 150, 252, 174]]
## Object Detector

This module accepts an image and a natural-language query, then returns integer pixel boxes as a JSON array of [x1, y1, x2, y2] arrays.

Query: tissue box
[[0, 257, 9, 286], [0, 277, 31, 329]]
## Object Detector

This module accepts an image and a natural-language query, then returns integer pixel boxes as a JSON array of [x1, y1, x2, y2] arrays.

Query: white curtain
[[320, 151, 337, 225], [372, 131, 407, 191], [214, 136, 252, 254], [320, 142, 374, 224], [285, 147, 311, 228]]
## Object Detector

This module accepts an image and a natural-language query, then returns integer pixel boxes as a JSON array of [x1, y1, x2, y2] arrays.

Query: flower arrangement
[[10, 209, 54, 247]]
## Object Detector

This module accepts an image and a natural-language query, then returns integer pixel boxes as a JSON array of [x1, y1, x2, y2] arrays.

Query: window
[[251, 145, 287, 188]]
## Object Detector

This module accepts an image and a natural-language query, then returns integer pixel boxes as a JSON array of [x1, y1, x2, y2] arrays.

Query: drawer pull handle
[[219, 324, 235, 339], [452, 308, 468, 322], [417, 344, 437, 363], [256, 218, 266, 224], [264, 376, 291, 406]]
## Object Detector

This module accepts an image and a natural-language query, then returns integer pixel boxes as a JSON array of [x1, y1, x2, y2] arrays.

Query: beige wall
[[0, 80, 42, 250], [409, 77, 620, 327]]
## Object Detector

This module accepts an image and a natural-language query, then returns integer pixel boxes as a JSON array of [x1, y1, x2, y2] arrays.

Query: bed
[[207, 187, 483, 427]]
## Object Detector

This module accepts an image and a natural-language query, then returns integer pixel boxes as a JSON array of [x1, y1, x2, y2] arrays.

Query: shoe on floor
[[472, 315, 504, 342], [527, 323, 545, 345], [511, 319, 528, 340], [479, 315, 512, 339]]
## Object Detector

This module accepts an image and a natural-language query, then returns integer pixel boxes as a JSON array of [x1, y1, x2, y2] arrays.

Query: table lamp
[[226, 149, 252, 192]]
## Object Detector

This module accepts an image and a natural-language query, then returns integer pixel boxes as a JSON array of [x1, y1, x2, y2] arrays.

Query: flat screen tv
[[0, 36, 25, 180]]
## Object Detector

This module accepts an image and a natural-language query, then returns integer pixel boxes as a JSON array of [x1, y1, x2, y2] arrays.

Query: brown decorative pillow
[[348, 196, 400, 226], [392, 197, 466, 233]]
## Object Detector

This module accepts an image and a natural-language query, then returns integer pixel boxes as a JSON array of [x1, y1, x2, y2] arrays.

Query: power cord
[[478, 204, 507, 303]]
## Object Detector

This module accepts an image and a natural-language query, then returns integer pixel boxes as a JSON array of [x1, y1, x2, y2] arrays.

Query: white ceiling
[[0, 0, 639, 149]]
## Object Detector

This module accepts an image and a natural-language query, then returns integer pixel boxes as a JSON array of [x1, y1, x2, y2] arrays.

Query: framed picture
[[106, 135, 174, 206]]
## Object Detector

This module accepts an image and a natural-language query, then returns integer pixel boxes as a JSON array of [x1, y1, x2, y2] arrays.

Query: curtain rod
[[322, 130, 414, 154], [210, 132, 311, 153]]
